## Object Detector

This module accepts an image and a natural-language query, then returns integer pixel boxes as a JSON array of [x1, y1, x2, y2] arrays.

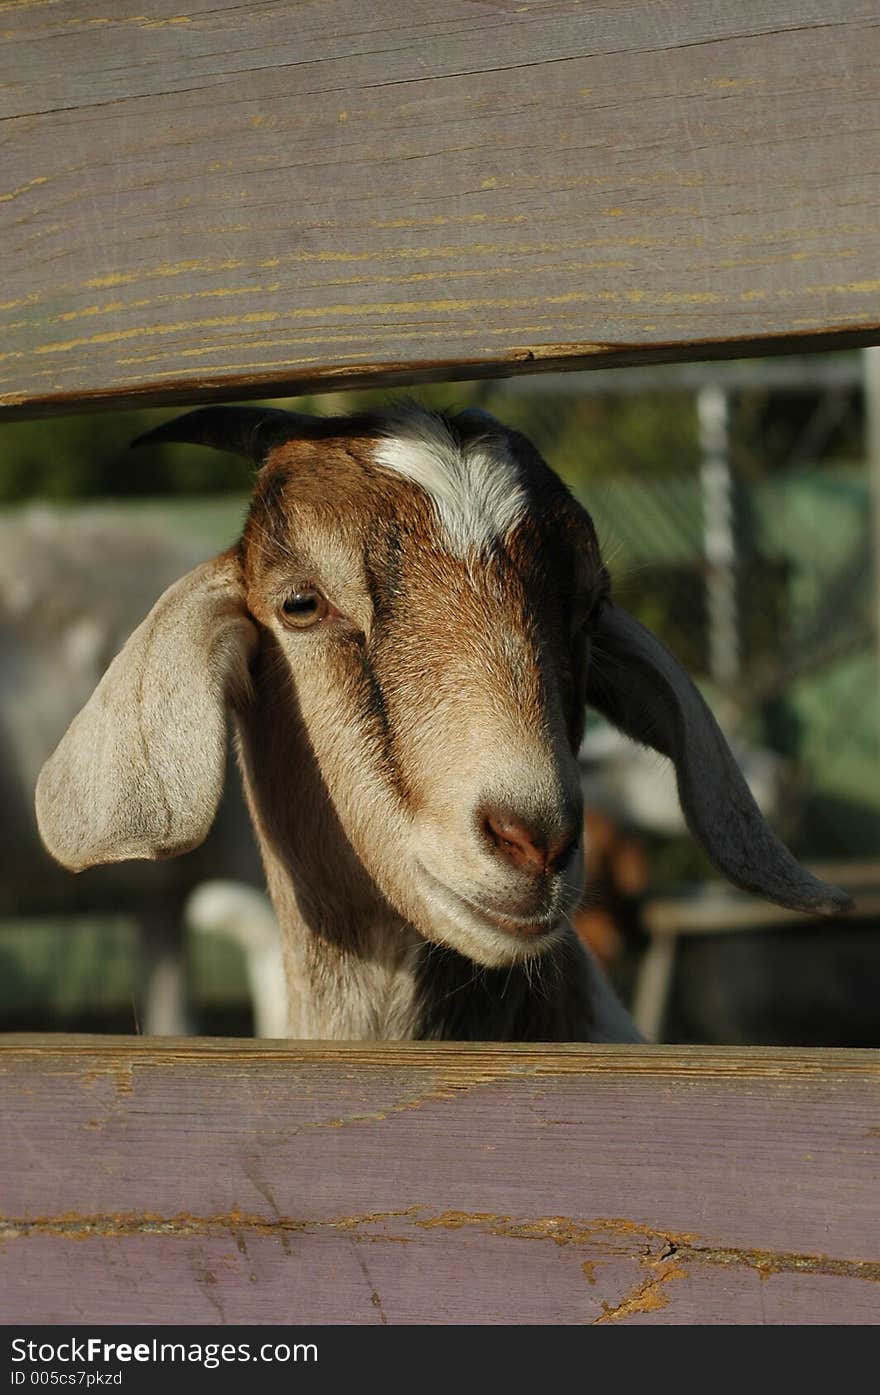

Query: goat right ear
[[36, 554, 256, 873], [585, 601, 852, 916]]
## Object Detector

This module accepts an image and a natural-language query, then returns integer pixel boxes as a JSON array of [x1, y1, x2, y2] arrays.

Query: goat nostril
[[546, 828, 579, 873], [480, 807, 578, 875]]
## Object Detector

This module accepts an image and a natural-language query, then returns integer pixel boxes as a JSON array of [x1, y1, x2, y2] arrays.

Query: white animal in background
[[186, 880, 287, 1039], [0, 508, 262, 1034]]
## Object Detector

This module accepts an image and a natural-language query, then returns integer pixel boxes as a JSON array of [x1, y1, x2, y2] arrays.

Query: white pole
[[864, 346, 880, 680], [698, 383, 739, 693]]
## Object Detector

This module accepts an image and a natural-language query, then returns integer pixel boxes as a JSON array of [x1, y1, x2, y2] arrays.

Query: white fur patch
[[373, 411, 527, 555]]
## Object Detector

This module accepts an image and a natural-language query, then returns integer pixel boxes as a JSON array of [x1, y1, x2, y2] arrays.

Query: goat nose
[[479, 806, 578, 875]]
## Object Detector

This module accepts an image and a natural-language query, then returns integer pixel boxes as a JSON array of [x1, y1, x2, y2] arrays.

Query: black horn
[[131, 406, 314, 461]]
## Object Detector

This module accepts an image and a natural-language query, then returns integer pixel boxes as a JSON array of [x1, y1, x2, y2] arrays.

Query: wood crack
[[594, 1256, 687, 1323], [1, 19, 852, 123], [3, 1207, 878, 1290]]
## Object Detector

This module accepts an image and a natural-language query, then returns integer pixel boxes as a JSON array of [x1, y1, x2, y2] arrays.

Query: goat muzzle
[[478, 804, 579, 877]]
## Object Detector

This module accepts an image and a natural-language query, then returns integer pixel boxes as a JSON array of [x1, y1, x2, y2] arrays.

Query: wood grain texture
[[2, 1036, 879, 1324], [2, 1, 880, 418]]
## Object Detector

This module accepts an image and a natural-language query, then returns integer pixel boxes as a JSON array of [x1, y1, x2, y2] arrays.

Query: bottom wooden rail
[[1, 1036, 878, 1325]]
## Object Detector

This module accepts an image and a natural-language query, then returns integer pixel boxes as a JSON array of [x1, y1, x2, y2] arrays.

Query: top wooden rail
[[2, 0, 880, 419]]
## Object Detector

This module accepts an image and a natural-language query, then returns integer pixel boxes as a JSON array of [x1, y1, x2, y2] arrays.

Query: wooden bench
[[2, 1, 879, 1324], [633, 863, 880, 1041]]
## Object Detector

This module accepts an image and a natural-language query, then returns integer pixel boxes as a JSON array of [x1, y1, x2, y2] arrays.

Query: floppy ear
[[36, 553, 257, 873], [586, 602, 852, 915]]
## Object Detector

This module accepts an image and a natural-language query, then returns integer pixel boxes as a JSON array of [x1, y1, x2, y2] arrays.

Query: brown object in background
[[573, 809, 649, 969]]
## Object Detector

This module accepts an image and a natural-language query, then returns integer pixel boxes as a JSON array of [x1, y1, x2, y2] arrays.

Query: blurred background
[[2, 349, 878, 1045]]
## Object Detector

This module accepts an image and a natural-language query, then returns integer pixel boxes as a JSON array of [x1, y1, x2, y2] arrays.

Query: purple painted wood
[[2, 1037, 879, 1324], [2, 1, 880, 418]]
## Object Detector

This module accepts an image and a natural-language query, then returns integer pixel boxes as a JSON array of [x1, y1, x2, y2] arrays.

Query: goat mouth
[[416, 864, 564, 944], [478, 908, 559, 938]]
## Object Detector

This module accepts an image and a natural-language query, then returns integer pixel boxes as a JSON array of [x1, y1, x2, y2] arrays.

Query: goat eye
[[280, 590, 327, 629]]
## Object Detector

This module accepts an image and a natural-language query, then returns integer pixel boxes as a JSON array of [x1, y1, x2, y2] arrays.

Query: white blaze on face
[[373, 411, 528, 556]]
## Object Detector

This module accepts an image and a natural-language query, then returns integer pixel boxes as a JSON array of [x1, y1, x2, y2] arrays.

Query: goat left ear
[[585, 602, 852, 915], [36, 553, 256, 873]]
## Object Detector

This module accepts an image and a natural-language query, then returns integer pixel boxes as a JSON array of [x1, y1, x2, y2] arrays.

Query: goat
[[35, 404, 852, 1042]]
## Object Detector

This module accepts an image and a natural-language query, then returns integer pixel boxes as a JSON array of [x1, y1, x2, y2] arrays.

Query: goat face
[[35, 403, 852, 971], [238, 408, 597, 966]]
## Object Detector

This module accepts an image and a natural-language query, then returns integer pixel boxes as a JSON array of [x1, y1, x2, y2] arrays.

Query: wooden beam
[[2, 1, 880, 418], [2, 1036, 879, 1323]]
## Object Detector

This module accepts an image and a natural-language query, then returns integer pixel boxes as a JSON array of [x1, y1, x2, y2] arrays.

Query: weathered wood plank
[[2, 1037, 879, 1323], [2, 1, 879, 418]]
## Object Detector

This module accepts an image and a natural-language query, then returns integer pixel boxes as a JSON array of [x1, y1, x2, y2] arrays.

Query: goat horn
[[131, 406, 317, 461]]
